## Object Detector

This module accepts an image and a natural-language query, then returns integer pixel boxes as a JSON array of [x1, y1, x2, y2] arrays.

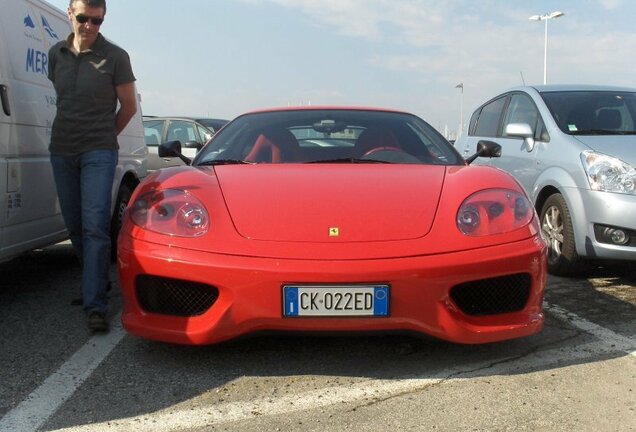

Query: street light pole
[[543, 17, 548, 84], [529, 11, 564, 84], [455, 83, 463, 139]]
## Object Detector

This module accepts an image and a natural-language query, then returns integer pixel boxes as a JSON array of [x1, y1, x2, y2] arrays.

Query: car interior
[[244, 128, 302, 163], [243, 126, 410, 163], [144, 130, 161, 146], [352, 127, 401, 158]]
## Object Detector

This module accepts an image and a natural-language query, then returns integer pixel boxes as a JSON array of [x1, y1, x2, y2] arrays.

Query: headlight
[[457, 189, 533, 236], [129, 189, 209, 237], [581, 150, 636, 194]]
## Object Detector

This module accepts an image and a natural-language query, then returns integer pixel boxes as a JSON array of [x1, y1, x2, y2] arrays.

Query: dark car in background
[[195, 118, 229, 134], [143, 116, 228, 171]]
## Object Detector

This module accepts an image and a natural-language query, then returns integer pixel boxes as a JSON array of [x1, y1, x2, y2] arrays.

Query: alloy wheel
[[541, 204, 564, 265]]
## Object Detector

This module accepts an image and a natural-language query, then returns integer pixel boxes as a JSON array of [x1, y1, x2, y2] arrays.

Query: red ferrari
[[118, 107, 547, 345]]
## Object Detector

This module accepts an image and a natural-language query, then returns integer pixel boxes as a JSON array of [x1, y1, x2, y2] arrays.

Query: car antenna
[[520, 71, 526, 85]]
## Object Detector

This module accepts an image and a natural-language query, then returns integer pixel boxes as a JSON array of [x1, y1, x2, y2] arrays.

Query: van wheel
[[539, 193, 586, 276], [110, 184, 132, 262]]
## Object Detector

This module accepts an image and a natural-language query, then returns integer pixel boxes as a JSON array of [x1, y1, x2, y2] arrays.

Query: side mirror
[[504, 123, 535, 152], [183, 140, 203, 150], [465, 140, 502, 164], [159, 140, 192, 165]]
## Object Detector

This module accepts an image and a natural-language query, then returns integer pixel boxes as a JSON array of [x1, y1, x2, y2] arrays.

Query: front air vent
[[450, 273, 531, 316], [136, 275, 218, 317]]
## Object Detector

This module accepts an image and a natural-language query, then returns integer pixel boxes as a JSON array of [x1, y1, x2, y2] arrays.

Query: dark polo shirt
[[48, 33, 135, 155]]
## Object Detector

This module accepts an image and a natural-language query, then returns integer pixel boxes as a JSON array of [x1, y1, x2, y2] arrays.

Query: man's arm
[[115, 82, 137, 135]]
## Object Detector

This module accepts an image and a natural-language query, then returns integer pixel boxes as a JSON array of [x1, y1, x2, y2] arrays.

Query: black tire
[[110, 183, 133, 262], [539, 193, 586, 276]]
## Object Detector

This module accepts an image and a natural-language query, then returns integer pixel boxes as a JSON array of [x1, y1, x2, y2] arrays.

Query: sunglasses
[[74, 14, 104, 25]]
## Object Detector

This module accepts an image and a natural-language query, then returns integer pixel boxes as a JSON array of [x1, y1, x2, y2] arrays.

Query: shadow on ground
[[45, 268, 636, 429]]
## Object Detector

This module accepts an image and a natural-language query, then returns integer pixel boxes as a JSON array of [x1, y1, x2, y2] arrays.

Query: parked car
[[455, 84, 636, 276], [142, 116, 228, 171], [118, 106, 547, 345], [194, 118, 229, 134]]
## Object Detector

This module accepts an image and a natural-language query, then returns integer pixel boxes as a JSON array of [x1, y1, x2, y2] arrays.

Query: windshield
[[194, 109, 463, 165], [541, 90, 636, 135]]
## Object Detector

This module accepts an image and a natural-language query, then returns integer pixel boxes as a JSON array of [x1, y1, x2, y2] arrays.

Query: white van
[[0, 0, 147, 263]]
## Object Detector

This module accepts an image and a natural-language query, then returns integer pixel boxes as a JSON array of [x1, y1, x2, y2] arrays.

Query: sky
[[46, 0, 636, 138]]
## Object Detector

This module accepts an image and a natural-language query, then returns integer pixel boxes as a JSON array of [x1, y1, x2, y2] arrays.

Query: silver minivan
[[455, 85, 636, 276]]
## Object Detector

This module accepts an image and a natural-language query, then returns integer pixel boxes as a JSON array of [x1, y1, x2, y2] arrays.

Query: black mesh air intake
[[450, 273, 531, 316], [136, 275, 218, 317]]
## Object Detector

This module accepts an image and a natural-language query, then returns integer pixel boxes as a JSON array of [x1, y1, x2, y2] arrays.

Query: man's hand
[[115, 82, 137, 135]]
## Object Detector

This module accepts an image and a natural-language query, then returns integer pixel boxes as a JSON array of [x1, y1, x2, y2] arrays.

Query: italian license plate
[[283, 285, 389, 317]]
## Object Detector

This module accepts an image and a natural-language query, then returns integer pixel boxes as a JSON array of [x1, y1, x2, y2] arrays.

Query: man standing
[[48, 0, 137, 332]]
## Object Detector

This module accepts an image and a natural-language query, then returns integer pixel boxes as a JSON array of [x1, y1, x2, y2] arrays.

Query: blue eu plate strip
[[285, 287, 299, 317]]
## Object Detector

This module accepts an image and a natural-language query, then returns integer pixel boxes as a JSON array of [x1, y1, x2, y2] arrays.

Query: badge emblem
[[329, 227, 339, 237]]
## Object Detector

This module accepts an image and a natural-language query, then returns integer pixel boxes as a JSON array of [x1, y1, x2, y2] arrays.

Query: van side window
[[472, 97, 507, 137], [502, 94, 548, 141]]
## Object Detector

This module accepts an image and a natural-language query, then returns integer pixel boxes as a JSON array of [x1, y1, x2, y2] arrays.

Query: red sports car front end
[[118, 159, 547, 345], [119, 234, 546, 345]]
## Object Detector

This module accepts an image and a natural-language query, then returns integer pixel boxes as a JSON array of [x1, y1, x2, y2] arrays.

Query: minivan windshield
[[541, 91, 636, 135]]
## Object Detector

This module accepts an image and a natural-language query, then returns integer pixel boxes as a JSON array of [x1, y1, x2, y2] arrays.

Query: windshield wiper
[[571, 129, 636, 135], [197, 159, 255, 166], [306, 158, 392, 164]]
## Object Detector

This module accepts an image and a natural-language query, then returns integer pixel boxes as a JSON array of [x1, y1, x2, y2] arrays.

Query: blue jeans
[[50, 149, 118, 315]]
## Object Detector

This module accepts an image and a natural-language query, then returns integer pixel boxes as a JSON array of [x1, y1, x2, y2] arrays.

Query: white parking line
[[45, 337, 633, 432], [0, 313, 125, 432], [544, 302, 636, 358], [2, 304, 635, 432]]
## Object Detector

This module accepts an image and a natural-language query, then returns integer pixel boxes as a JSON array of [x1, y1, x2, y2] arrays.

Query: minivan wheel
[[110, 184, 133, 262], [540, 193, 585, 276]]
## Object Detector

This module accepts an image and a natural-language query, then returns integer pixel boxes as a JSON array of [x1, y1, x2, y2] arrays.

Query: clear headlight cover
[[581, 150, 636, 194], [130, 189, 209, 237], [457, 189, 534, 236]]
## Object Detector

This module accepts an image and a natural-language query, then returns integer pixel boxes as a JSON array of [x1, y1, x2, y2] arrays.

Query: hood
[[215, 165, 446, 242], [573, 135, 636, 166]]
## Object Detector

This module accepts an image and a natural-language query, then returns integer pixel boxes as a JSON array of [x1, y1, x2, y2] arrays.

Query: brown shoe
[[88, 312, 109, 333]]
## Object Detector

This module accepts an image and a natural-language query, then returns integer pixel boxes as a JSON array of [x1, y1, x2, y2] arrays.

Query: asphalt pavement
[[0, 242, 634, 432]]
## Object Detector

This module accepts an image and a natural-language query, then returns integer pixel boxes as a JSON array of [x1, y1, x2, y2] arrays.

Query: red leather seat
[[245, 128, 301, 163]]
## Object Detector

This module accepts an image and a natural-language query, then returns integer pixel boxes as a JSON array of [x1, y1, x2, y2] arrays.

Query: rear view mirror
[[313, 119, 347, 135]]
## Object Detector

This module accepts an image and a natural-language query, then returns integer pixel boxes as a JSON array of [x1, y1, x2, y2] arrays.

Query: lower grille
[[135, 275, 218, 317], [450, 273, 531, 316]]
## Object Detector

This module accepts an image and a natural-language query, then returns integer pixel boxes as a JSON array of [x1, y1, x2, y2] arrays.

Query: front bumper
[[571, 188, 636, 260], [118, 234, 547, 345]]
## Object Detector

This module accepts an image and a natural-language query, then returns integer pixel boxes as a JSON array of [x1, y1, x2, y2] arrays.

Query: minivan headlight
[[581, 151, 636, 194]]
